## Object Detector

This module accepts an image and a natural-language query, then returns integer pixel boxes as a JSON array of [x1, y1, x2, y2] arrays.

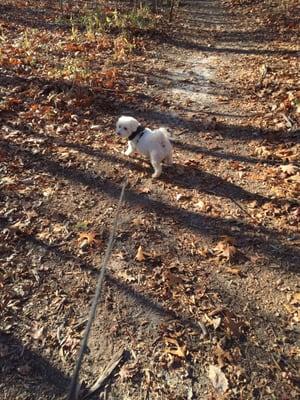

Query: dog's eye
[[124, 127, 127, 131]]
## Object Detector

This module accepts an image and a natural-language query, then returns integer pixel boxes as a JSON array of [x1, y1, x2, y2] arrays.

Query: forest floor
[[0, 0, 299, 399]]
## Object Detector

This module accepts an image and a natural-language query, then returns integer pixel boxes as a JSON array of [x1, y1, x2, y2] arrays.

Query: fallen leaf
[[214, 238, 238, 261], [205, 314, 221, 330], [223, 309, 244, 338], [287, 174, 300, 183], [225, 267, 242, 276], [164, 270, 184, 286], [119, 362, 138, 382], [31, 323, 45, 341], [176, 193, 192, 202], [260, 63, 268, 78], [135, 245, 145, 262], [254, 146, 272, 158], [140, 186, 151, 194], [212, 317, 222, 330], [290, 292, 300, 305], [279, 164, 299, 175], [208, 365, 228, 393], [164, 337, 187, 358], [77, 231, 100, 248], [215, 343, 233, 368], [194, 199, 206, 210]]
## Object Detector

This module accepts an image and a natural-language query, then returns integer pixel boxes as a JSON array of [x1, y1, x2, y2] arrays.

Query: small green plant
[[50, 57, 90, 81], [83, 11, 103, 37], [113, 34, 135, 60], [20, 29, 33, 50], [24, 30, 30, 49], [104, 6, 155, 31], [70, 17, 79, 41], [127, 5, 155, 29], [61, 5, 156, 43], [64, 57, 90, 80]]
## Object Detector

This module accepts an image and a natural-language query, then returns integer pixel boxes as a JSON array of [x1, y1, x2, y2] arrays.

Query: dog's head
[[116, 116, 140, 138]]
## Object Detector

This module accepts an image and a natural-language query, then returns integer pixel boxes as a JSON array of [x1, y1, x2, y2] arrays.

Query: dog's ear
[[129, 118, 139, 132]]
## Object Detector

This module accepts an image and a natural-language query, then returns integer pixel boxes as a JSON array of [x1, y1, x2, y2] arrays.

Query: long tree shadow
[[154, 32, 300, 57], [1, 128, 295, 208], [173, 141, 290, 167], [1, 138, 299, 272], [0, 332, 69, 399], [16, 228, 299, 398], [179, 0, 299, 52], [3, 118, 289, 171], [16, 232, 207, 335], [0, 3, 64, 31], [1, 70, 296, 143]]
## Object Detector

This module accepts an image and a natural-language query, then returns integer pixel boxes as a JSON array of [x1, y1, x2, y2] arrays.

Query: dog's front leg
[[124, 141, 135, 156]]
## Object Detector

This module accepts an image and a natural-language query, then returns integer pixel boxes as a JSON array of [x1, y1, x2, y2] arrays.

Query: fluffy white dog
[[116, 116, 173, 178]]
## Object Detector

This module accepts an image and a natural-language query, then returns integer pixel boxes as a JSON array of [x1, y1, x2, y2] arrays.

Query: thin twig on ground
[[82, 348, 126, 399]]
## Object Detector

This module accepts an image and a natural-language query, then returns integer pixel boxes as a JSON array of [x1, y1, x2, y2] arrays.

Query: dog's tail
[[157, 127, 175, 141]]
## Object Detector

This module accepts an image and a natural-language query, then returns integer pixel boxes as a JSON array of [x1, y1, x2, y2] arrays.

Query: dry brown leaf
[[31, 323, 45, 341], [214, 239, 238, 261], [290, 292, 300, 305], [205, 314, 221, 330], [195, 199, 206, 210], [284, 304, 294, 314], [164, 270, 184, 286], [287, 174, 300, 183], [215, 343, 233, 368], [208, 365, 228, 393], [164, 337, 187, 358], [279, 164, 299, 175], [248, 200, 258, 209], [119, 362, 138, 382], [212, 317, 222, 330], [140, 186, 151, 194], [225, 267, 242, 276], [77, 231, 100, 247], [223, 309, 244, 338], [135, 245, 145, 262], [176, 193, 192, 202], [254, 146, 272, 158]]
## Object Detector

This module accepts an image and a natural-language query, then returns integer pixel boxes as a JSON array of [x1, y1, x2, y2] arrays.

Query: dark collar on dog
[[128, 125, 145, 141]]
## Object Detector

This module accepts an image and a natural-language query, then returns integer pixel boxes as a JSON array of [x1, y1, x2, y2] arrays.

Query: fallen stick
[[82, 349, 126, 399]]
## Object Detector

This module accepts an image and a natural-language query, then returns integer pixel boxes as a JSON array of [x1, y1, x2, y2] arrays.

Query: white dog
[[116, 116, 173, 178]]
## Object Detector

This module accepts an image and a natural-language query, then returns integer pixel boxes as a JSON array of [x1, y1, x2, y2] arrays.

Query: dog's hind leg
[[151, 159, 162, 178], [165, 152, 173, 165]]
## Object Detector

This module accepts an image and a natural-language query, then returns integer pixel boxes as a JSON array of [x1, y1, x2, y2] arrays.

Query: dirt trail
[[1, 1, 299, 399], [84, 1, 299, 399]]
